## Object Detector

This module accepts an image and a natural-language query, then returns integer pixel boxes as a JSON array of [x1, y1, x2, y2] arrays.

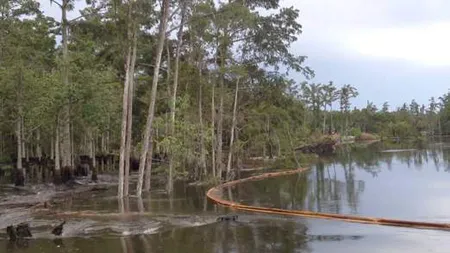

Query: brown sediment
[[206, 168, 450, 231]]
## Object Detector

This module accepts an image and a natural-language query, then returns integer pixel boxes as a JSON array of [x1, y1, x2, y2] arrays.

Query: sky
[[284, 0, 450, 109], [38, 0, 450, 109]]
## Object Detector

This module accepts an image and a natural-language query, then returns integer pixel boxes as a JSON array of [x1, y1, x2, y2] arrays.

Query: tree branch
[[50, 0, 63, 9], [138, 62, 168, 73], [68, 3, 107, 23]]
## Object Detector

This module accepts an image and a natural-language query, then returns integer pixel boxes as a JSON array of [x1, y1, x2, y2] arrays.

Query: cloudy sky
[[285, 0, 450, 108], [38, 0, 450, 109]]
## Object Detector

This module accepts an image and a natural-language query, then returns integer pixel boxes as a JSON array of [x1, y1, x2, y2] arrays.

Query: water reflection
[[3, 142, 450, 253], [227, 141, 450, 222], [333, 141, 450, 174]]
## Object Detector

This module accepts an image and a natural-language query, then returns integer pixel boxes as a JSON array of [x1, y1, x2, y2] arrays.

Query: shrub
[[350, 127, 362, 138]]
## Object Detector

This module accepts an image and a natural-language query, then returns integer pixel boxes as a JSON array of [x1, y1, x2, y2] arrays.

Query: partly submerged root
[[206, 168, 450, 231]]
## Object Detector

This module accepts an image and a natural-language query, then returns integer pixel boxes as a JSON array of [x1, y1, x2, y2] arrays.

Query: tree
[[0, 0, 55, 185], [300, 83, 323, 130], [322, 81, 338, 133], [382, 102, 389, 113], [338, 84, 358, 134], [167, 0, 188, 194], [136, 0, 170, 196], [118, 0, 138, 198]]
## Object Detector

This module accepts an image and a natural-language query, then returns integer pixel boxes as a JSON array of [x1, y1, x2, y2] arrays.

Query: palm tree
[[338, 84, 358, 135], [300, 82, 324, 129], [322, 81, 338, 134]]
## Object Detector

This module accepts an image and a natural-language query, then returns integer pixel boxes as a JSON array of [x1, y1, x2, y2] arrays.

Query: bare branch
[[68, 3, 107, 23], [138, 62, 168, 73], [50, 0, 63, 9], [168, 6, 180, 21]]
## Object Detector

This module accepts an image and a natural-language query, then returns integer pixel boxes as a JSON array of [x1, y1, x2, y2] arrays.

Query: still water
[[1, 141, 450, 252]]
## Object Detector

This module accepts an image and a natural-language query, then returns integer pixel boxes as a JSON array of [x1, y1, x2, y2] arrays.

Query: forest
[[1, 0, 450, 197]]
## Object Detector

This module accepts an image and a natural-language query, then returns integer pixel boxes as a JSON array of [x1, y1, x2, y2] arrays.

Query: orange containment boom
[[206, 168, 450, 231]]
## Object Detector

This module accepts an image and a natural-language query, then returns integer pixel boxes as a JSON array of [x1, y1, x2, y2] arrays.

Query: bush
[[350, 127, 362, 138]]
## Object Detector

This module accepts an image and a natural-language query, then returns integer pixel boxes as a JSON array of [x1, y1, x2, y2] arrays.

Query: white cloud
[[346, 22, 450, 67], [282, 0, 450, 66]]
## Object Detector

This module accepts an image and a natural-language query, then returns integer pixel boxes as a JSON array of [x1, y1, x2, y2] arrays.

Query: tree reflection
[[233, 140, 450, 217], [120, 218, 313, 253]]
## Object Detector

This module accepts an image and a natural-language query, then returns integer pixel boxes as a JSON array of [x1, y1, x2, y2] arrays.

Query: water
[[227, 143, 450, 222], [1, 141, 450, 252]]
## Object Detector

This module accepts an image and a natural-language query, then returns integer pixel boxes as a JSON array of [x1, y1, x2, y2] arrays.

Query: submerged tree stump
[[14, 169, 25, 187], [51, 221, 66, 236], [6, 223, 32, 241]]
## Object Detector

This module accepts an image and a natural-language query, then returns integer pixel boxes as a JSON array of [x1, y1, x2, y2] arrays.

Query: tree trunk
[[136, 0, 170, 197], [25, 142, 29, 163], [101, 133, 105, 171], [106, 121, 110, 170], [330, 104, 334, 132], [55, 118, 61, 180], [286, 127, 300, 167], [167, 3, 186, 193], [118, 27, 132, 198], [276, 133, 281, 157], [265, 116, 270, 158], [118, 1, 138, 197], [198, 68, 207, 178], [36, 129, 42, 161], [91, 133, 97, 168], [88, 129, 94, 163], [15, 69, 25, 186], [101, 132, 105, 154], [322, 105, 327, 134], [345, 113, 349, 135], [50, 135, 54, 160], [16, 115, 23, 186], [438, 115, 442, 135], [235, 127, 242, 178], [216, 64, 225, 180], [106, 119, 110, 153], [226, 78, 240, 178], [144, 136, 153, 191], [124, 19, 137, 197], [21, 117, 25, 159], [70, 122, 74, 168], [210, 72, 216, 178], [60, 0, 72, 170]]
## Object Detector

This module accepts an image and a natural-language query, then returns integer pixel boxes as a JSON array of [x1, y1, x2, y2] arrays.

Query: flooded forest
[[1, 0, 450, 252]]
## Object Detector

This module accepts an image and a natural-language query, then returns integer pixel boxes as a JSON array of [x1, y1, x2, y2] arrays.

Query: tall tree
[[136, 0, 170, 196], [338, 84, 358, 134], [118, 0, 138, 198], [167, 0, 188, 194]]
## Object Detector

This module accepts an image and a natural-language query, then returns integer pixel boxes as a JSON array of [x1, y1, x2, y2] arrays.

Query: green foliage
[[0, 0, 449, 186], [350, 127, 362, 138]]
